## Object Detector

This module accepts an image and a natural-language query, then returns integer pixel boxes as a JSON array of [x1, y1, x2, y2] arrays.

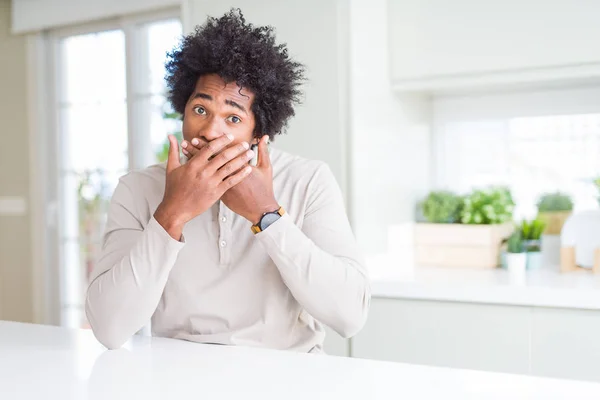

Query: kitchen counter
[[368, 254, 600, 309], [2, 321, 600, 399]]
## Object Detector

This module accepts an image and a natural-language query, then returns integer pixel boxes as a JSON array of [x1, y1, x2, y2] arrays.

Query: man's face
[[182, 73, 257, 149]]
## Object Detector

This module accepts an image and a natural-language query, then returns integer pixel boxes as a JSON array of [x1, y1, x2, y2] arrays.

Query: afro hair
[[165, 8, 306, 139]]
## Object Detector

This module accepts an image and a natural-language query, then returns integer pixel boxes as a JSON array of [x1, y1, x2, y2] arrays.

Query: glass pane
[[144, 18, 183, 165], [442, 113, 600, 220], [60, 168, 121, 329], [61, 30, 126, 104], [59, 29, 128, 329], [150, 95, 182, 164], [508, 113, 600, 216], [61, 102, 128, 172], [147, 19, 182, 95]]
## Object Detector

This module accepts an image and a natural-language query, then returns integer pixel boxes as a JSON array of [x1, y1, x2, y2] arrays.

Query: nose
[[198, 116, 226, 142]]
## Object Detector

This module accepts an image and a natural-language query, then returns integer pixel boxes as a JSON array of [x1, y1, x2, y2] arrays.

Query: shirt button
[[220, 216, 227, 223], [220, 240, 227, 248]]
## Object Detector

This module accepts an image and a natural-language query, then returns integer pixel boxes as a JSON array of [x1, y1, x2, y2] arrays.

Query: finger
[[181, 140, 200, 159], [219, 166, 253, 191], [206, 141, 250, 174], [215, 149, 256, 181], [257, 135, 271, 169], [197, 133, 234, 161], [166, 135, 181, 173]]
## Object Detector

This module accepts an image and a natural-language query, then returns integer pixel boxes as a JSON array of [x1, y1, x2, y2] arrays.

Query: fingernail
[[181, 141, 188, 148], [226, 133, 233, 141], [242, 142, 249, 149], [191, 138, 199, 146], [245, 167, 252, 174], [247, 150, 254, 158]]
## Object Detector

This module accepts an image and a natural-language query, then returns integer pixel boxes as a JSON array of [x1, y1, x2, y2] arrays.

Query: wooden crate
[[414, 223, 514, 268]]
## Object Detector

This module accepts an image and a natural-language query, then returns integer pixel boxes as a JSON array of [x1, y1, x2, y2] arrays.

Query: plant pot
[[537, 211, 572, 235], [526, 252, 542, 270], [414, 222, 514, 268], [523, 239, 541, 252], [506, 253, 527, 273]]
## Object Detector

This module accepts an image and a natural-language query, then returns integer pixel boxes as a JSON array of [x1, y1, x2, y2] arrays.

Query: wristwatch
[[251, 207, 285, 234]]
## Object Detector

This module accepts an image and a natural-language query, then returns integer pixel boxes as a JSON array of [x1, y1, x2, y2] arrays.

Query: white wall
[[11, 0, 180, 33], [0, 0, 34, 322], [349, 0, 431, 255], [184, 0, 350, 198]]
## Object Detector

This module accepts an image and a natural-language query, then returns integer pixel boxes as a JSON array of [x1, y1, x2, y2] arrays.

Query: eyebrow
[[192, 92, 248, 115]]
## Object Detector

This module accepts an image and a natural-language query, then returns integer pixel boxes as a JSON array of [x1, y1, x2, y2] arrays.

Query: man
[[86, 9, 370, 353]]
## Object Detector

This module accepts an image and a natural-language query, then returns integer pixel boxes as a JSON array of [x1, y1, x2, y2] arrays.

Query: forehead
[[193, 74, 255, 105]]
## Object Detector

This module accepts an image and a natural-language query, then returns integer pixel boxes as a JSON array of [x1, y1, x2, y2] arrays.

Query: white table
[[1, 321, 600, 399]]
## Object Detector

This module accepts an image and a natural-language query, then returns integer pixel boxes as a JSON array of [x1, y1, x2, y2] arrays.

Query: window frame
[[32, 7, 181, 326]]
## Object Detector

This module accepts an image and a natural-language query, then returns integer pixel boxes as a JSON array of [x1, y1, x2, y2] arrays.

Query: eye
[[227, 115, 241, 124], [193, 106, 206, 115]]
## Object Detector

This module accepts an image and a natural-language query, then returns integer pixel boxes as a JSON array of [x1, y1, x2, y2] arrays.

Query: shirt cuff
[[147, 216, 187, 248]]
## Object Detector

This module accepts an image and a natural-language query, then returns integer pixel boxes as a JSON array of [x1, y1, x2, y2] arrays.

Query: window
[[434, 87, 600, 220], [53, 12, 182, 328]]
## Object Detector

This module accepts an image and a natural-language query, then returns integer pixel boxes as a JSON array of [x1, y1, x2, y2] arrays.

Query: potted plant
[[520, 219, 546, 270], [505, 231, 527, 273], [420, 191, 463, 223], [460, 187, 514, 225], [414, 187, 515, 269], [536, 192, 573, 235]]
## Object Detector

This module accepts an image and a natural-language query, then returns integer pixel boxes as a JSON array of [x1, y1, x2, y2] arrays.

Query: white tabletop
[[2, 321, 600, 399], [368, 254, 600, 310]]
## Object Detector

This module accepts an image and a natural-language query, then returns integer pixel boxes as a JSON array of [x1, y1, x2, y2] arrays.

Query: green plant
[[155, 110, 183, 163], [520, 219, 546, 241], [76, 169, 111, 280], [520, 219, 546, 251], [420, 191, 463, 223], [536, 192, 573, 212], [506, 231, 524, 253], [593, 177, 600, 206], [460, 187, 515, 224]]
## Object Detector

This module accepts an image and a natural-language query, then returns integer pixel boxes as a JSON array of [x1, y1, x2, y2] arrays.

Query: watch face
[[260, 212, 281, 230]]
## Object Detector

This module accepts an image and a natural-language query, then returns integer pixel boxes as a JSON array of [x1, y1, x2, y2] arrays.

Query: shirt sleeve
[[85, 179, 185, 349], [254, 163, 371, 338]]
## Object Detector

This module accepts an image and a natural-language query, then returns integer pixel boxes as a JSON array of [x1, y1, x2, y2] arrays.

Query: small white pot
[[506, 253, 527, 273]]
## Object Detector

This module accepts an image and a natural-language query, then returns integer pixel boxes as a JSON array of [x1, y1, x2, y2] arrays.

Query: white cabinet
[[323, 326, 349, 357], [353, 297, 600, 382], [389, 0, 600, 91], [352, 298, 530, 374], [531, 308, 600, 382]]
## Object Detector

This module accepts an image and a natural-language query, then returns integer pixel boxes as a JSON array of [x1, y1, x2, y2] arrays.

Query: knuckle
[[205, 143, 216, 155], [224, 177, 235, 187], [219, 164, 232, 177], [198, 168, 209, 179], [219, 151, 231, 163]]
